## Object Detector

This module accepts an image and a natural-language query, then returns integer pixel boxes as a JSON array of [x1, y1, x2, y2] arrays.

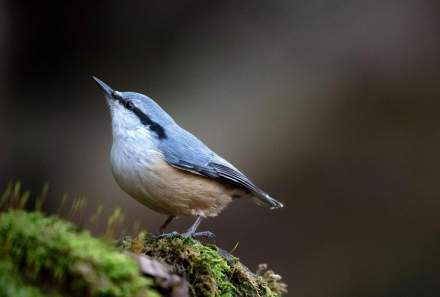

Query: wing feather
[[169, 159, 283, 209], [159, 126, 283, 209]]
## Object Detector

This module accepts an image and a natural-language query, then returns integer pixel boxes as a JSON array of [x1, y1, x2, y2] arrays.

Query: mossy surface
[[0, 182, 287, 297], [123, 234, 287, 297], [0, 210, 160, 297], [0, 258, 61, 297]]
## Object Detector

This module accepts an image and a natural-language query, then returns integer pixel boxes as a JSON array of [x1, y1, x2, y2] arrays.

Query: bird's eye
[[112, 91, 122, 99], [125, 101, 134, 110]]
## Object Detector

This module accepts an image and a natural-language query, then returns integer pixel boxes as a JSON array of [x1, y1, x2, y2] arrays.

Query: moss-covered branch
[[0, 182, 287, 297], [0, 258, 61, 297], [0, 210, 160, 297], [122, 234, 286, 297]]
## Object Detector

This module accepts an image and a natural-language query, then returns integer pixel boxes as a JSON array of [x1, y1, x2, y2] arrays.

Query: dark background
[[2, 0, 440, 296]]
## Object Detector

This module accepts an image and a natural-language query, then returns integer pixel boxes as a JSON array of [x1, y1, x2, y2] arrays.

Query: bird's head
[[93, 76, 173, 140]]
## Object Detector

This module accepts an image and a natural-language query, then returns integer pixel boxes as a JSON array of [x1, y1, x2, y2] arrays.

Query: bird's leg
[[156, 216, 179, 237], [156, 216, 215, 240], [159, 216, 175, 234], [184, 216, 202, 234], [182, 216, 216, 240]]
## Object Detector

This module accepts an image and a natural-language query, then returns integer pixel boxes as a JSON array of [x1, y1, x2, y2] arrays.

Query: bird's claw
[[155, 230, 216, 242], [155, 231, 179, 238], [182, 230, 216, 241]]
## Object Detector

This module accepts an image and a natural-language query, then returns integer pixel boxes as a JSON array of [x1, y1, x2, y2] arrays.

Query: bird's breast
[[110, 132, 161, 200], [110, 136, 240, 217]]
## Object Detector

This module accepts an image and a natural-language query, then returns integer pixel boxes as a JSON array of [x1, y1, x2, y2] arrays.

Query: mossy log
[[123, 234, 286, 297], [0, 210, 160, 297], [0, 184, 287, 296]]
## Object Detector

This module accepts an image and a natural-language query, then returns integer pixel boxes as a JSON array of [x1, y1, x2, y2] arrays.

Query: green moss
[[0, 210, 161, 297], [123, 234, 287, 297], [0, 258, 62, 297], [0, 182, 287, 297]]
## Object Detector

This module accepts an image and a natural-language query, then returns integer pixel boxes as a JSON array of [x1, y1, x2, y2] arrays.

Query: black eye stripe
[[124, 101, 134, 110], [124, 101, 167, 139], [112, 91, 123, 99]]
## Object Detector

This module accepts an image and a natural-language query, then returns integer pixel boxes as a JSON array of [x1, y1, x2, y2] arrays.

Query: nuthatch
[[93, 77, 283, 238]]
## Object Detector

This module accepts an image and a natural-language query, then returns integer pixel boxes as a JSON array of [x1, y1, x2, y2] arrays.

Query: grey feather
[[158, 124, 283, 209]]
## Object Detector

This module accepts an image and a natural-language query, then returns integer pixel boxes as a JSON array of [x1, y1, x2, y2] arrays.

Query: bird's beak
[[92, 76, 114, 97]]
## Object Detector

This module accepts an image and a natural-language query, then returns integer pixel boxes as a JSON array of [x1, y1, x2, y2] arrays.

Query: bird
[[93, 77, 283, 238]]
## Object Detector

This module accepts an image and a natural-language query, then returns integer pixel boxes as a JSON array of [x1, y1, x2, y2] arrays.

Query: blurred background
[[2, 0, 440, 295]]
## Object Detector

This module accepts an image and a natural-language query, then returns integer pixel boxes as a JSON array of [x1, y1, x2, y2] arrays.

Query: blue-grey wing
[[158, 126, 216, 173], [159, 127, 283, 209]]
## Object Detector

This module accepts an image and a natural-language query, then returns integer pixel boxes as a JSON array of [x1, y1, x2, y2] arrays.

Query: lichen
[[122, 234, 287, 297], [0, 210, 160, 297]]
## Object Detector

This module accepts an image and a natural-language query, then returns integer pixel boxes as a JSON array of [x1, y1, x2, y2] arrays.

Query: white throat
[[109, 113, 162, 194]]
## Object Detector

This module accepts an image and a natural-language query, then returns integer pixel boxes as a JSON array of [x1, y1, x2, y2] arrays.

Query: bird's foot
[[155, 230, 216, 242], [155, 231, 180, 239], [182, 230, 216, 241]]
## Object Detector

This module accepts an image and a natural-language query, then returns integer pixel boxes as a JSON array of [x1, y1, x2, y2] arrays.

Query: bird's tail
[[252, 190, 284, 210]]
